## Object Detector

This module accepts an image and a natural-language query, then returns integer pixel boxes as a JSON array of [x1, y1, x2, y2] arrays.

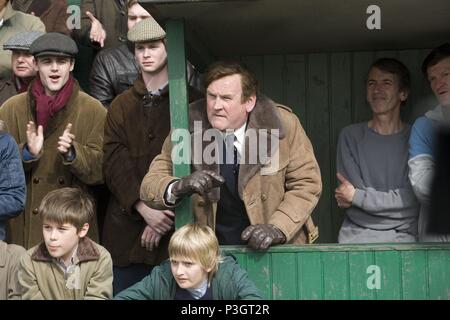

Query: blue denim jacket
[[0, 132, 26, 240]]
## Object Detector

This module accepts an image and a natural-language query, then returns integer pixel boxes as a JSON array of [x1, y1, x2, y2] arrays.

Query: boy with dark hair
[[18, 187, 113, 299]]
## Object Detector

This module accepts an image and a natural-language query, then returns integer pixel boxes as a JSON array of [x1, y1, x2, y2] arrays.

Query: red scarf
[[32, 74, 74, 129]]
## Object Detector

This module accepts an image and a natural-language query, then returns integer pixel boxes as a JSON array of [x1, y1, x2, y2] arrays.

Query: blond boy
[[114, 224, 263, 300], [18, 188, 113, 299]]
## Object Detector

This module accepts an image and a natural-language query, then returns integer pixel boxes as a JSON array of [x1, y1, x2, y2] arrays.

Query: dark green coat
[[113, 255, 264, 300]]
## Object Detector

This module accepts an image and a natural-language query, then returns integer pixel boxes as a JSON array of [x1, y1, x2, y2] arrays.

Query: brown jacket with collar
[[19, 237, 113, 300], [140, 95, 322, 245], [0, 80, 106, 249], [102, 77, 202, 267]]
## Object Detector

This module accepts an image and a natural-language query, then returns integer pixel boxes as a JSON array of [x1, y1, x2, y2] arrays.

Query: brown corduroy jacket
[[102, 77, 202, 267]]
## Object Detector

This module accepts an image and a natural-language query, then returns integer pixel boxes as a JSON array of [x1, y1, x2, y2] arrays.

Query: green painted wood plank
[[408, 49, 438, 121], [398, 50, 426, 124], [348, 251, 376, 300], [374, 50, 398, 60], [223, 243, 450, 254], [298, 252, 323, 300], [166, 19, 193, 228], [272, 253, 297, 299], [245, 252, 272, 299], [352, 51, 375, 123], [322, 252, 350, 299], [241, 55, 264, 90], [224, 245, 449, 300], [285, 54, 307, 128], [401, 250, 428, 300], [330, 52, 352, 242], [307, 53, 332, 243], [374, 250, 402, 299], [427, 250, 450, 300], [66, 0, 80, 5], [263, 55, 284, 104]]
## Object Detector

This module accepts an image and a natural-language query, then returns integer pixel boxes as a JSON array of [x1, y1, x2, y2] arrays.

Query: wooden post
[[166, 19, 193, 228]]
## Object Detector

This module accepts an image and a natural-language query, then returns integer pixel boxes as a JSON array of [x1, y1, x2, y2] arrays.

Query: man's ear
[[400, 89, 409, 102], [33, 59, 39, 72], [78, 223, 89, 238], [245, 94, 257, 113], [69, 59, 75, 72]]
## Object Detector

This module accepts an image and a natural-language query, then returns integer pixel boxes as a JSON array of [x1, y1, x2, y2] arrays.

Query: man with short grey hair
[[336, 58, 419, 243], [0, 30, 44, 105]]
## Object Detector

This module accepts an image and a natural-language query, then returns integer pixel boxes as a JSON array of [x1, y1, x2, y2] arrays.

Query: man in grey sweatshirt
[[336, 58, 419, 243]]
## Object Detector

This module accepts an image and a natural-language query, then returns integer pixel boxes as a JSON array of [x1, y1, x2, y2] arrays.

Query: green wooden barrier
[[224, 244, 450, 300]]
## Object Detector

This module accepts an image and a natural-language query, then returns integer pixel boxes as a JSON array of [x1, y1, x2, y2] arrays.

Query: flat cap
[[127, 16, 166, 43], [29, 32, 78, 58], [3, 31, 45, 51]]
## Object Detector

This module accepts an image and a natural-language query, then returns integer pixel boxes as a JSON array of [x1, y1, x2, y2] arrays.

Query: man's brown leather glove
[[241, 224, 286, 250], [172, 170, 225, 198]]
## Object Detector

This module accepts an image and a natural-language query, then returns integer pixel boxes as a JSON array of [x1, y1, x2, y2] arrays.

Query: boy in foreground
[[114, 223, 263, 300], [18, 188, 113, 299]]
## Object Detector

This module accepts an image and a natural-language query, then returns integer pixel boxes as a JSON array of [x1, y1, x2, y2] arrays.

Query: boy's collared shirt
[[187, 278, 208, 299], [53, 244, 80, 289]]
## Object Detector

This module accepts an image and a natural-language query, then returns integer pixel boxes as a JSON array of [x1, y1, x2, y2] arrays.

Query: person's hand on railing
[[241, 224, 286, 250]]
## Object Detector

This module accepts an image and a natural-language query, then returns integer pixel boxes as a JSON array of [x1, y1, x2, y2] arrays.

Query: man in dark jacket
[[0, 120, 25, 241], [0, 30, 44, 106], [88, 0, 149, 108], [89, 0, 201, 108], [72, 0, 130, 51], [102, 17, 202, 294]]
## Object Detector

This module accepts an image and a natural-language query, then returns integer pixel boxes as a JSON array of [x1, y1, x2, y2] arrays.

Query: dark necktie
[[221, 134, 239, 192]]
